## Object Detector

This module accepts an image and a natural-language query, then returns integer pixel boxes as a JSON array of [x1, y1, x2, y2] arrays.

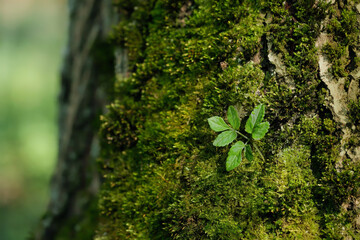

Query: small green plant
[[208, 104, 270, 171]]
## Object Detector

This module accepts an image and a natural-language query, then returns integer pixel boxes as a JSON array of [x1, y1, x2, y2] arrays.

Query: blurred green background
[[0, 0, 66, 239]]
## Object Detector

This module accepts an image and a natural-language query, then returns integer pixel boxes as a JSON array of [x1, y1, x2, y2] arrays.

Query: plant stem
[[236, 131, 249, 140], [253, 142, 265, 161]]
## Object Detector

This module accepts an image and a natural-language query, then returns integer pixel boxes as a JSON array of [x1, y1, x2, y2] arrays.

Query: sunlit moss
[[97, 0, 360, 239]]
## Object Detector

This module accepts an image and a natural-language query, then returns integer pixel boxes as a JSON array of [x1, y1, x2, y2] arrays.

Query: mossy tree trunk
[[37, 0, 360, 239], [97, 0, 360, 239]]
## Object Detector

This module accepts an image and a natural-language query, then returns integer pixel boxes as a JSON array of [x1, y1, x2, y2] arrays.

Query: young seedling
[[208, 104, 270, 171]]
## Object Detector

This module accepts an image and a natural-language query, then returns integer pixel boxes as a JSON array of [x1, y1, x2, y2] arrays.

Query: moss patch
[[97, 0, 360, 239]]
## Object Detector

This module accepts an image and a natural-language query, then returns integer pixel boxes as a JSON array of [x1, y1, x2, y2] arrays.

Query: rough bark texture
[[33, 0, 113, 239], [97, 0, 360, 239]]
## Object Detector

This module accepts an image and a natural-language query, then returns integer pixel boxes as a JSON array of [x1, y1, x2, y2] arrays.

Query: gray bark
[[34, 0, 113, 239]]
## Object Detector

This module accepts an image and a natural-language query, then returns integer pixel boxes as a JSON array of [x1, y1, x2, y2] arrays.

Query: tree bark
[[34, 0, 113, 239]]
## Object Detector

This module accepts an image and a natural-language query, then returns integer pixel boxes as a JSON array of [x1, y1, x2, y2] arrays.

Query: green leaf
[[252, 122, 270, 140], [208, 116, 231, 132], [245, 104, 265, 134], [226, 141, 245, 171], [245, 144, 253, 161], [227, 106, 240, 130], [213, 130, 237, 147]]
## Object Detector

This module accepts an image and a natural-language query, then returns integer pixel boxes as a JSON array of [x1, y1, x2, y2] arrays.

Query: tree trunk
[[97, 1, 360, 239], [34, 0, 113, 239], [38, 0, 360, 239]]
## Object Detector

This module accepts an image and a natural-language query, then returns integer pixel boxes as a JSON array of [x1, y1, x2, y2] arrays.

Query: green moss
[[323, 5, 360, 79], [262, 147, 320, 239], [97, 0, 360, 238], [327, 8, 359, 46], [348, 99, 360, 126], [322, 42, 348, 78]]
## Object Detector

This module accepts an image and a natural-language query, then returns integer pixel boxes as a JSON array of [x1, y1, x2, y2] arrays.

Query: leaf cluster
[[208, 104, 270, 171]]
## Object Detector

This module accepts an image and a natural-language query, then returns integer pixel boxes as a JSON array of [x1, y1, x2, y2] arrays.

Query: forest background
[[0, 0, 66, 239]]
